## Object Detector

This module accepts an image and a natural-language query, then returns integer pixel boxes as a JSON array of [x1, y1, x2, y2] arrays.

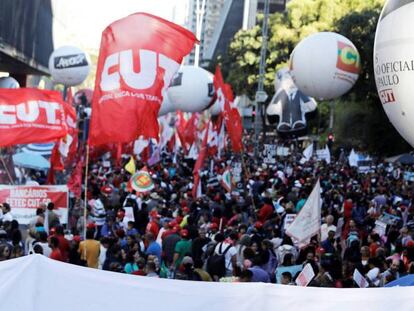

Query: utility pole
[[254, 0, 270, 158]]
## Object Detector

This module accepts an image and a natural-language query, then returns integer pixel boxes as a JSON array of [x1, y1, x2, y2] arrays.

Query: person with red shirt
[[146, 211, 160, 238], [54, 225, 70, 262], [49, 236, 64, 262], [257, 200, 274, 223]]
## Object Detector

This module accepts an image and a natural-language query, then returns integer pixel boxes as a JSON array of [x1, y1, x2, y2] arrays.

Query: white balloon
[[167, 66, 214, 112], [0, 77, 19, 88], [48, 46, 90, 86], [290, 32, 360, 100], [374, 0, 414, 147], [158, 94, 175, 116]]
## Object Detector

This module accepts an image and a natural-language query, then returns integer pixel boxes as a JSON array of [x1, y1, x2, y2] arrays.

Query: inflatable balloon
[[266, 67, 317, 136], [374, 0, 414, 147], [0, 76, 20, 88], [48, 46, 90, 86], [290, 32, 360, 100], [158, 94, 176, 116], [167, 66, 215, 112]]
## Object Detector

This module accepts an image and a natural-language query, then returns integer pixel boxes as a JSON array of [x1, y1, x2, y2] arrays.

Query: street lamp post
[[254, 0, 270, 158]]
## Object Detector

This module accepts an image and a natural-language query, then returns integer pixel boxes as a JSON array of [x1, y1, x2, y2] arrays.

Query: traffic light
[[327, 132, 334, 149]]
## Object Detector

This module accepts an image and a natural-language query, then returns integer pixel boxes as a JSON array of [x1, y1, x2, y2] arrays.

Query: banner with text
[[0, 185, 68, 224]]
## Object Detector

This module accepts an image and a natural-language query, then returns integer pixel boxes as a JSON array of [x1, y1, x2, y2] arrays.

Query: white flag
[[286, 180, 321, 243], [133, 137, 149, 156], [300, 143, 313, 163], [348, 149, 359, 167], [324, 145, 331, 164], [159, 117, 174, 150], [188, 143, 199, 160]]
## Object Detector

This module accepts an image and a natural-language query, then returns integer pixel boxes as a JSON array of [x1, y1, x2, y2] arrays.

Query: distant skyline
[[52, 0, 190, 51]]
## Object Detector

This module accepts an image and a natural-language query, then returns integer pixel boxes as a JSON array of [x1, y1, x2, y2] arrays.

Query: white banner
[[1, 255, 414, 311], [263, 144, 277, 164], [0, 185, 68, 224]]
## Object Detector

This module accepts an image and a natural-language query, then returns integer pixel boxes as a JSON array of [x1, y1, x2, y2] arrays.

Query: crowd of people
[[1, 139, 414, 288]]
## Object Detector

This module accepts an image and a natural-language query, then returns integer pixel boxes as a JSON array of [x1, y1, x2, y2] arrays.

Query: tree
[[333, 6, 411, 155], [221, 0, 411, 155]]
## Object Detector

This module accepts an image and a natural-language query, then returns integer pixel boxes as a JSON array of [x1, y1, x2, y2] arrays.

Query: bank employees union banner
[[0, 185, 68, 224], [0, 89, 68, 147], [89, 13, 198, 146]]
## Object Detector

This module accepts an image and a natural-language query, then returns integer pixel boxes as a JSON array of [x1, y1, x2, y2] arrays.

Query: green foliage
[[221, 0, 411, 155]]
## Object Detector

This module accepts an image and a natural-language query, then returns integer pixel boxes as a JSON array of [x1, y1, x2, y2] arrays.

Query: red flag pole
[[82, 144, 90, 239]]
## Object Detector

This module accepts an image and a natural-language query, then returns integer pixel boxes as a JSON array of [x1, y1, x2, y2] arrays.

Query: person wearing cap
[[146, 211, 161, 238], [162, 225, 181, 267], [172, 229, 192, 269], [206, 223, 219, 240], [179, 206, 191, 228]]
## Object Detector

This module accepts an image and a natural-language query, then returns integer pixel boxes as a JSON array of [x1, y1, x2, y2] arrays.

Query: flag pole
[[0, 149, 14, 185], [83, 144, 90, 240]]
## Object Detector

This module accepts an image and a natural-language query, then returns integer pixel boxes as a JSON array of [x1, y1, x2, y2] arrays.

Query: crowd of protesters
[[1, 139, 414, 288]]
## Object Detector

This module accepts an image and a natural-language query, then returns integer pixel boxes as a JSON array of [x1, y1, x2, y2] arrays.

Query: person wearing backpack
[[207, 233, 237, 281]]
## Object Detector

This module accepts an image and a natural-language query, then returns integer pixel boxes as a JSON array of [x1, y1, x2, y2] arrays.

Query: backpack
[[206, 242, 232, 279]]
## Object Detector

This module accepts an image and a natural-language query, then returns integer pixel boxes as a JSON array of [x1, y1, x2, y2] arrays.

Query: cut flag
[[89, 13, 197, 146]]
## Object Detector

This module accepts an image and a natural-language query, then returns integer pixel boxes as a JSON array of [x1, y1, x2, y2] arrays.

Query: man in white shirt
[[320, 215, 336, 242], [213, 233, 237, 277], [1, 203, 13, 222]]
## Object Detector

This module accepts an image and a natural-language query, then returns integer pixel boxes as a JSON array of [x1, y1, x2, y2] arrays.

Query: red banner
[[89, 13, 198, 146], [0, 88, 68, 147], [0, 185, 68, 224]]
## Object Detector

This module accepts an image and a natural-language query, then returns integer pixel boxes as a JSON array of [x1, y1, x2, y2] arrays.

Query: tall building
[[204, 0, 288, 64], [184, 0, 288, 66], [185, 0, 226, 66], [0, 0, 54, 85]]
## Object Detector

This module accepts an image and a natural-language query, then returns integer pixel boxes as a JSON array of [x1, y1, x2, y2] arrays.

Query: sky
[[52, 0, 190, 51]]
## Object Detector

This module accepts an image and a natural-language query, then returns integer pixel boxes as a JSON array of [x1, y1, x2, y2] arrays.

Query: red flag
[[192, 121, 210, 199], [66, 87, 73, 105], [183, 113, 198, 149], [175, 111, 188, 153], [67, 160, 83, 198], [0, 88, 68, 147], [89, 13, 197, 146], [213, 67, 243, 153], [61, 101, 78, 166]]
